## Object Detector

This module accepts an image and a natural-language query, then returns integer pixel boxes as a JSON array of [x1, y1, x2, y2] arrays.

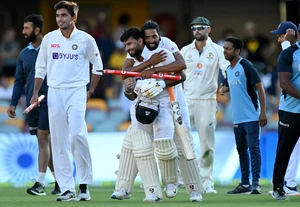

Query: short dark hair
[[24, 14, 44, 34], [141, 20, 161, 37], [54, 1, 79, 17], [120, 27, 143, 42], [225, 37, 243, 50]]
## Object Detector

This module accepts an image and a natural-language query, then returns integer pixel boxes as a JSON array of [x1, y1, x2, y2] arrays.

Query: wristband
[[124, 90, 133, 96]]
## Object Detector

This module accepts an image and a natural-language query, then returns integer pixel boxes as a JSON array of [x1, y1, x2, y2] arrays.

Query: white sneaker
[[111, 188, 129, 200], [205, 186, 217, 194], [283, 186, 300, 196], [78, 189, 91, 201], [124, 194, 131, 199], [176, 180, 185, 188], [164, 184, 178, 198], [190, 191, 203, 202], [143, 193, 163, 203], [56, 191, 78, 202]]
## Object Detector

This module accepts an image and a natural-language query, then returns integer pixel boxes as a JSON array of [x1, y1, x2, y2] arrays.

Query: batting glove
[[141, 80, 166, 98]]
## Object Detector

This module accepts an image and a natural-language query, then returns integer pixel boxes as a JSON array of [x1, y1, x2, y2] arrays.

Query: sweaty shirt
[[35, 27, 103, 88]]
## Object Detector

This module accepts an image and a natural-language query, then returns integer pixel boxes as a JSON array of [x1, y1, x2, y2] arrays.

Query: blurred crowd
[[0, 13, 285, 133]]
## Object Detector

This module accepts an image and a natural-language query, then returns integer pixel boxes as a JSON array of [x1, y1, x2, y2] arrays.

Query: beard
[[194, 33, 207, 41], [145, 42, 159, 51], [25, 32, 37, 43], [129, 48, 142, 58], [224, 54, 234, 61]]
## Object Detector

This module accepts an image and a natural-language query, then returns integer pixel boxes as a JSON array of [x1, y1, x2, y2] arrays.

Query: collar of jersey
[[191, 36, 212, 50], [58, 26, 78, 38], [27, 42, 40, 51]]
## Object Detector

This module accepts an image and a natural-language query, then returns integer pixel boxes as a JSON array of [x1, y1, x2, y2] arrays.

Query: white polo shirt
[[35, 27, 103, 88], [181, 37, 229, 100]]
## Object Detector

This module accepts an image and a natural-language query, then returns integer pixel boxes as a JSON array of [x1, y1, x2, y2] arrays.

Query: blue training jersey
[[277, 42, 300, 113], [10, 43, 48, 107], [224, 58, 261, 124]]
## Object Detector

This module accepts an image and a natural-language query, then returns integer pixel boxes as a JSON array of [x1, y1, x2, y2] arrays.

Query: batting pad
[[174, 131, 204, 193], [131, 129, 163, 198], [115, 126, 138, 194], [153, 138, 178, 185]]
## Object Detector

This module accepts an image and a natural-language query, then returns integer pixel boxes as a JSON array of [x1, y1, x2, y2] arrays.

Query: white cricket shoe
[[205, 186, 217, 194], [78, 189, 91, 201], [190, 191, 203, 202], [164, 184, 178, 198], [283, 186, 300, 196], [143, 193, 163, 203], [111, 188, 129, 200]]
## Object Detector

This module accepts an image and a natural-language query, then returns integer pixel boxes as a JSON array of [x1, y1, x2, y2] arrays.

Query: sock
[[79, 184, 87, 193], [37, 172, 46, 186], [51, 171, 56, 181]]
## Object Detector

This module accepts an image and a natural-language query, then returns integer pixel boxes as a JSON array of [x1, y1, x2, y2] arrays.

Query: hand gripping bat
[[23, 95, 45, 115]]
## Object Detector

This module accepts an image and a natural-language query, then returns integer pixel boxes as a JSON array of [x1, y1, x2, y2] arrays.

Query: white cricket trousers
[[285, 138, 300, 187], [48, 86, 93, 193], [186, 98, 217, 189]]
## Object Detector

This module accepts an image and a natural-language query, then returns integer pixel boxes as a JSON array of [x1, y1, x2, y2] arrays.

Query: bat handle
[[167, 87, 176, 101]]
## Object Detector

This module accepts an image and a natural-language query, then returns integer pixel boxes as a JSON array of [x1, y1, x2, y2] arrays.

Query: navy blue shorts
[[27, 102, 49, 135]]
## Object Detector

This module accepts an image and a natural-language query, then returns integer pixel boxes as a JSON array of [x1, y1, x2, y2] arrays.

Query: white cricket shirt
[[35, 27, 103, 88], [181, 37, 229, 100]]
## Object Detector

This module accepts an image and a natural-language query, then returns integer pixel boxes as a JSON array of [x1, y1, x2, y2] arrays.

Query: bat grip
[[167, 87, 176, 101]]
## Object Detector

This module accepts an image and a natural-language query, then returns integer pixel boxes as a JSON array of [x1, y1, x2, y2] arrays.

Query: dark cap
[[135, 100, 159, 124], [270, 21, 298, 35], [190, 16, 210, 26]]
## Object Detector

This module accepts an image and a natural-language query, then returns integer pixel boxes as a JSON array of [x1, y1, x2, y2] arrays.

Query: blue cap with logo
[[270, 21, 298, 35]]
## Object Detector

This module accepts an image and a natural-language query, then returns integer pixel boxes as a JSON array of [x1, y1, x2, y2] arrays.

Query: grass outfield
[[0, 185, 300, 207]]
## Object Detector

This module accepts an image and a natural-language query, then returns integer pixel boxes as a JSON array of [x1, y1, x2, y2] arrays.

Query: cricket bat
[[96, 69, 181, 80], [167, 86, 196, 160], [23, 95, 45, 115]]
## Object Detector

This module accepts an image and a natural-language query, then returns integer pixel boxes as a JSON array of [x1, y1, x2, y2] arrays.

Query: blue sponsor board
[[0, 130, 288, 186]]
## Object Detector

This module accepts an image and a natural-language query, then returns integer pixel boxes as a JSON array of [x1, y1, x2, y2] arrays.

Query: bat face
[[170, 101, 183, 125]]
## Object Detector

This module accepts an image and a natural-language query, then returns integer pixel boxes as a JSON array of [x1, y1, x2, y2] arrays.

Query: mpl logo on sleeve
[[51, 44, 60, 48]]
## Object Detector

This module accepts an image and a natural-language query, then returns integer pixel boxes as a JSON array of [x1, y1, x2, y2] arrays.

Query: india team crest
[[72, 44, 78, 50]]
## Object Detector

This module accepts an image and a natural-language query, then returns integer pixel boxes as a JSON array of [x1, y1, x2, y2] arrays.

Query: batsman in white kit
[[30, 1, 103, 202], [111, 24, 203, 202]]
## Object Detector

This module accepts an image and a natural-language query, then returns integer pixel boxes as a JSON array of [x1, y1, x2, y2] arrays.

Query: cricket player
[[30, 1, 103, 202], [269, 21, 300, 196], [270, 21, 300, 201], [181, 16, 230, 193], [7, 14, 61, 196], [112, 22, 204, 203]]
